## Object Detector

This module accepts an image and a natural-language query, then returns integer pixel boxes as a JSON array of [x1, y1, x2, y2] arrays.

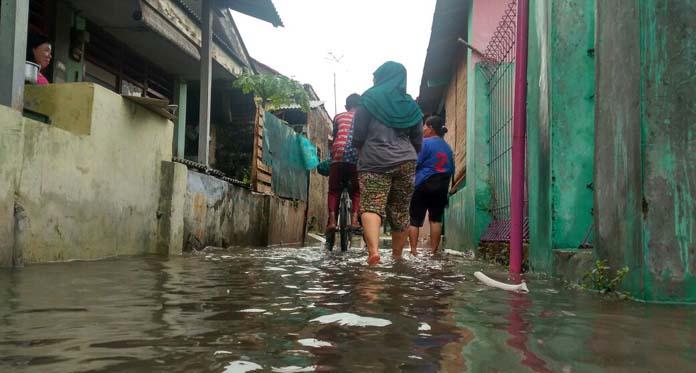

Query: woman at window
[[26, 33, 52, 85]]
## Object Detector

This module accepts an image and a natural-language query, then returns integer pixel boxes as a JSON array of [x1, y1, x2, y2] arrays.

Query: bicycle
[[326, 179, 353, 252]]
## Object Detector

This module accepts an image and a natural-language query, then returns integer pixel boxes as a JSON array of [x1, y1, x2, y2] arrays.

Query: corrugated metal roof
[[418, 0, 472, 114], [222, 0, 283, 27]]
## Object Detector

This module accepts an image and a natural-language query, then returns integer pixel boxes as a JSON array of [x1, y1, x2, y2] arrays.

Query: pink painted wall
[[470, 0, 512, 63]]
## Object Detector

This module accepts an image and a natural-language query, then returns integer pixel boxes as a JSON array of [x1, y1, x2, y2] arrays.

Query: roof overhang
[[418, 0, 472, 114], [220, 0, 283, 27], [66, 0, 255, 80]]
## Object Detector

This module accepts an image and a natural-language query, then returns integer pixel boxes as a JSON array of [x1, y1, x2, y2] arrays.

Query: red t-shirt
[[331, 111, 355, 162]]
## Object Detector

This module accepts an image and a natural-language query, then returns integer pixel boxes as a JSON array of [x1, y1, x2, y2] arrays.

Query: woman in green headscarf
[[352, 61, 424, 265]]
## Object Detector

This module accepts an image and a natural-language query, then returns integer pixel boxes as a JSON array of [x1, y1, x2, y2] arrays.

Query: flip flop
[[367, 255, 381, 265]]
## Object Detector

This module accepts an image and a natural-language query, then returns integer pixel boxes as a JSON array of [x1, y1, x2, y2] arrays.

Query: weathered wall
[[305, 107, 331, 233], [595, 0, 645, 298], [444, 55, 468, 185], [527, 0, 595, 273], [183, 170, 306, 249], [184, 171, 268, 249], [549, 0, 595, 250], [639, 0, 696, 301], [267, 197, 306, 246], [2, 83, 175, 264], [527, 0, 553, 271], [444, 63, 491, 252], [157, 161, 188, 255], [0, 108, 24, 267], [596, 0, 696, 302]]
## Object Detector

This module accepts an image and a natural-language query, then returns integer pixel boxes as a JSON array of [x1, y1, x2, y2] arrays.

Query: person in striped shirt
[[326, 94, 362, 234]]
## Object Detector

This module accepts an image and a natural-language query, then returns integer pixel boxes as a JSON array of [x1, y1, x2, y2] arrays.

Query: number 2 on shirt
[[435, 152, 448, 172]]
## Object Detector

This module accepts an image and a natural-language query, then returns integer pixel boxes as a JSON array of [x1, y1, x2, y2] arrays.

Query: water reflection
[[1, 247, 696, 372]]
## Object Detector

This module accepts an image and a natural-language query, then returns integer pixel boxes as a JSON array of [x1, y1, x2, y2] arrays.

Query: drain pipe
[[510, 0, 530, 274]]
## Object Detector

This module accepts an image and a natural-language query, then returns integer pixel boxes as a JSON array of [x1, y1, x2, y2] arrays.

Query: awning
[[221, 0, 283, 27]]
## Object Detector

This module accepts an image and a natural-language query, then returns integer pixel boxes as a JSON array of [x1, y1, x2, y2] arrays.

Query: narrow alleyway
[[2, 246, 695, 372]]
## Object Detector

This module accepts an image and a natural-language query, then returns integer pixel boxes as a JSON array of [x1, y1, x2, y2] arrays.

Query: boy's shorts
[[359, 161, 416, 232], [409, 173, 451, 227]]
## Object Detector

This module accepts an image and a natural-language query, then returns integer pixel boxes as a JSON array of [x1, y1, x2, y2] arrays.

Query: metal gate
[[480, 0, 528, 242]]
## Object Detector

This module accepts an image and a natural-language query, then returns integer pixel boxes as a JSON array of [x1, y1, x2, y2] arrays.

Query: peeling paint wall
[[184, 171, 268, 249], [596, 0, 696, 302], [184, 171, 307, 250], [527, 0, 596, 273]]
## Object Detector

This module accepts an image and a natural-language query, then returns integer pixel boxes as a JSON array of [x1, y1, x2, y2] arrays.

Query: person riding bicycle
[[408, 115, 454, 255], [326, 93, 362, 236]]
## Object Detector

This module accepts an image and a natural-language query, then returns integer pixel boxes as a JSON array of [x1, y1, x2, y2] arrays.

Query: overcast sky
[[233, 0, 437, 118]]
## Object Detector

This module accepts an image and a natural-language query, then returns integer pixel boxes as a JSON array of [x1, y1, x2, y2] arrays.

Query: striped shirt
[[331, 111, 357, 164]]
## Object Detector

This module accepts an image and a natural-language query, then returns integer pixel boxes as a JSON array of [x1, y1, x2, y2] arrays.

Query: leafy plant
[[581, 260, 630, 294], [233, 73, 310, 112]]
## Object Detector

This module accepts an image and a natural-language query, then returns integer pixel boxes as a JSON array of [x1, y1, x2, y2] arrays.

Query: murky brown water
[[1, 245, 695, 372]]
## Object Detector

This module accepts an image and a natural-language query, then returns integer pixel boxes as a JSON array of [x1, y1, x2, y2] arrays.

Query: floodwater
[[1, 246, 695, 372]]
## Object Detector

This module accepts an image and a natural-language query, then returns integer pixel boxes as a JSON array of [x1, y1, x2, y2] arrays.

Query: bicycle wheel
[[339, 189, 352, 252]]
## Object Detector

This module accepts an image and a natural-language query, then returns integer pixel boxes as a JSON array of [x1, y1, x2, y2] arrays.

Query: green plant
[[581, 260, 630, 294], [233, 73, 310, 112]]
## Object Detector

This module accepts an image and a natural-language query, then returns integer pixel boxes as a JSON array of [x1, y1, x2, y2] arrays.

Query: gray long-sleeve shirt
[[352, 106, 423, 173]]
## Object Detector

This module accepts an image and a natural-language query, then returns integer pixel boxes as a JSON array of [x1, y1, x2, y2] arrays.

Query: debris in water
[[238, 308, 266, 313], [418, 322, 431, 331], [272, 366, 316, 373], [474, 271, 529, 293], [297, 338, 333, 347], [310, 312, 392, 327], [223, 360, 263, 373], [214, 350, 233, 355]]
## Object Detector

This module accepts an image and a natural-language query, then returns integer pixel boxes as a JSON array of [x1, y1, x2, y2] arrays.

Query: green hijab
[[361, 61, 423, 128]]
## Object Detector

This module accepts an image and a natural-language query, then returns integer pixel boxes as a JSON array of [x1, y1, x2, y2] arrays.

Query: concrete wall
[[595, 0, 696, 302], [0, 108, 25, 267], [305, 107, 331, 233], [1, 83, 176, 264], [184, 171, 268, 249], [527, 0, 596, 273], [183, 170, 306, 250]]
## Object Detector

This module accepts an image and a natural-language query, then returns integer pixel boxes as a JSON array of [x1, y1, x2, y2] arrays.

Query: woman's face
[[32, 42, 52, 69]]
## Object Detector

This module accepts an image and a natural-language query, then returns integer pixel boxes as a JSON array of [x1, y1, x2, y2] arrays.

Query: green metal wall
[[527, 0, 596, 273]]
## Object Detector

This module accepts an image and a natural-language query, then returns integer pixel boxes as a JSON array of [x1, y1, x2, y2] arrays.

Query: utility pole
[[326, 52, 343, 117]]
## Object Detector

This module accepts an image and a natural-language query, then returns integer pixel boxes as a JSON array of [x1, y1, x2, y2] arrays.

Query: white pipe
[[474, 271, 529, 293]]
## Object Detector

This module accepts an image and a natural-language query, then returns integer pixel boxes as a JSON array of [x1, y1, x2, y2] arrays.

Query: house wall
[[444, 1, 508, 252], [444, 63, 491, 253], [1, 83, 176, 265], [0, 108, 25, 267], [595, 0, 696, 302], [183, 170, 306, 249], [527, 0, 596, 274], [305, 107, 331, 233], [444, 55, 468, 186]]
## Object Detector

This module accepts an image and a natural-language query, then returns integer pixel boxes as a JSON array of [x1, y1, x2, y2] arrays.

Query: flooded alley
[[2, 246, 695, 372]]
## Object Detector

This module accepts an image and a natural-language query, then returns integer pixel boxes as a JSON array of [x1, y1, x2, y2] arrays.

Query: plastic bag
[[298, 136, 319, 170], [317, 159, 330, 176]]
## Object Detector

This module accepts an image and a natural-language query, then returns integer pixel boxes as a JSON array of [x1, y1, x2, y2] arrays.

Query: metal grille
[[480, 0, 528, 242]]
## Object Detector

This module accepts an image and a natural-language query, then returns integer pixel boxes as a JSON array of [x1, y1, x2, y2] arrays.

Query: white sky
[[233, 0, 437, 118]]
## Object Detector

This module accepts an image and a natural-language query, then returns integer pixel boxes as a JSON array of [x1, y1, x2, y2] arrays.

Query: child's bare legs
[[429, 221, 443, 254], [391, 229, 409, 257], [408, 225, 419, 255]]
